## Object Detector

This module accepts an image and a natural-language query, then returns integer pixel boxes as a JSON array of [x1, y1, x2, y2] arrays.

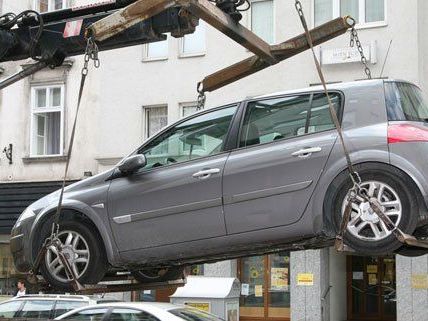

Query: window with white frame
[[30, 85, 64, 156], [314, 0, 385, 27], [35, 0, 67, 13], [179, 21, 206, 57], [180, 102, 198, 118], [249, 0, 274, 44], [143, 37, 169, 61], [144, 105, 168, 138]]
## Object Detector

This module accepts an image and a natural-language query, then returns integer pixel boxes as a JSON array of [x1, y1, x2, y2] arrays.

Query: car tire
[[327, 163, 418, 256], [37, 219, 108, 291], [132, 267, 184, 284]]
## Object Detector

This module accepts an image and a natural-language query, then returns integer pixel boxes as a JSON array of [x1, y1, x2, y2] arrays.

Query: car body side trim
[[223, 180, 313, 205], [112, 198, 223, 224]]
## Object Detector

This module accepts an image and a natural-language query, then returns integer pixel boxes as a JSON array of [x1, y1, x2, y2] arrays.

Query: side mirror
[[117, 154, 146, 175]]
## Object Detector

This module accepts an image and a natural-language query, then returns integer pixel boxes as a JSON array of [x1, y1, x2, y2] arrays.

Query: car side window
[[108, 308, 160, 321], [53, 300, 88, 318], [0, 300, 23, 318], [62, 308, 109, 321], [239, 93, 341, 148], [139, 106, 237, 169], [19, 300, 55, 319]]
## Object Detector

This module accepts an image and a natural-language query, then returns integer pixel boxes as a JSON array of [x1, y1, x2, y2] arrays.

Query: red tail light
[[388, 123, 428, 144]]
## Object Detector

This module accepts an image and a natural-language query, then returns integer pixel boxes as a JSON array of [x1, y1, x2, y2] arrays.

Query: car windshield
[[169, 308, 224, 321], [385, 82, 428, 121]]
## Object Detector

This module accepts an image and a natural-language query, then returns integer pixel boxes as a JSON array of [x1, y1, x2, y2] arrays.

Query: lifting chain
[[29, 37, 100, 290], [349, 19, 372, 79], [196, 81, 206, 111], [294, 0, 365, 251]]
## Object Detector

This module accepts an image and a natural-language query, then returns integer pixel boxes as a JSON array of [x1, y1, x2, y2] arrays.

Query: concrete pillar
[[397, 254, 428, 321], [291, 249, 330, 321], [204, 260, 237, 278]]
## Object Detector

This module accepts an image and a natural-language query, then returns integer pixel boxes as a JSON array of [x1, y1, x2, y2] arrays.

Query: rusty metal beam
[[86, 0, 177, 41], [179, 0, 276, 64], [200, 17, 353, 92]]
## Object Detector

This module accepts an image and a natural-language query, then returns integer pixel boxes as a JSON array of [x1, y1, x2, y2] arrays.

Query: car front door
[[107, 105, 238, 252], [223, 92, 341, 234]]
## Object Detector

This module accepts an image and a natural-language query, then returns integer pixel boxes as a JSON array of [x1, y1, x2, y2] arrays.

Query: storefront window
[[240, 256, 265, 317], [268, 254, 290, 318], [348, 255, 396, 321], [0, 243, 20, 295], [239, 253, 290, 320]]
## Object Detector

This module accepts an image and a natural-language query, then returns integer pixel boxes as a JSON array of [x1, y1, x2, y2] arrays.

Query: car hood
[[28, 168, 115, 213]]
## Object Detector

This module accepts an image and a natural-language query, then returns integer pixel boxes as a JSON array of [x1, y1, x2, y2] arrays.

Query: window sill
[[142, 56, 169, 62], [178, 52, 206, 59], [354, 21, 388, 30], [23, 156, 67, 163]]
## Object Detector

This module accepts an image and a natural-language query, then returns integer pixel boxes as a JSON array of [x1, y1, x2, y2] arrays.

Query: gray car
[[10, 79, 428, 290]]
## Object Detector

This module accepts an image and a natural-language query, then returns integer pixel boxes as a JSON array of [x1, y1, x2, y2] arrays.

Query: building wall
[[418, 0, 428, 92], [397, 254, 428, 321], [0, 0, 425, 184]]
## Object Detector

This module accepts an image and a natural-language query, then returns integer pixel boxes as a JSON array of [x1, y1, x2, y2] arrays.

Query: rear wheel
[[38, 220, 108, 291], [327, 164, 418, 255], [132, 267, 184, 284]]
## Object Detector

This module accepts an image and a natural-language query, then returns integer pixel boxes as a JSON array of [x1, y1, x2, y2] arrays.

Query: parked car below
[[56, 302, 224, 321], [0, 294, 117, 319]]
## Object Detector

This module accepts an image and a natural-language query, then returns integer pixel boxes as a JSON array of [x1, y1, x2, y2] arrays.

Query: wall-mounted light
[[2, 144, 12, 165]]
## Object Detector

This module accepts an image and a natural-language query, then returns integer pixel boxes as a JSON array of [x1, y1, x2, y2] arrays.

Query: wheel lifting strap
[[294, 1, 365, 250], [294, 1, 425, 251], [30, 38, 100, 281]]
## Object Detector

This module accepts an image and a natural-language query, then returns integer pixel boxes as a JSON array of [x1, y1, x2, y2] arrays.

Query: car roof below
[[87, 302, 181, 311], [11, 294, 97, 301]]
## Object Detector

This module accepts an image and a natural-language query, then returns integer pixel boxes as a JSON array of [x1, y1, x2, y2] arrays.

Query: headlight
[[17, 207, 36, 223]]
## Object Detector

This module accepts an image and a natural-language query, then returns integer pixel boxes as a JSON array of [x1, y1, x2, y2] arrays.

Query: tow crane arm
[[0, 0, 353, 91]]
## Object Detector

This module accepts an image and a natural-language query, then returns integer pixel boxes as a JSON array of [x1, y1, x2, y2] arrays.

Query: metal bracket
[[336, 190, 428, 254], [76, 278, 186, 295], [2, 143, 12, 165], [87, 1, 352, 93]]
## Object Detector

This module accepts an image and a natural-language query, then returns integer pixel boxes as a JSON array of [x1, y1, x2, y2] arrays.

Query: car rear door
[[223, 92, 342, 234], [107, 105, 238, 252], [53, 300, 89, 318], [0, 300, 24, 318], [17, 300, 55, 319]]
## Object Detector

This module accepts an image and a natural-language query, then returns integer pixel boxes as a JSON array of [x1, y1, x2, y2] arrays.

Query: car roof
[[253, 79, 416, 100], [79, 302, 180, 311], [56, 302, 185, 320], [8, 294, 100, 301]]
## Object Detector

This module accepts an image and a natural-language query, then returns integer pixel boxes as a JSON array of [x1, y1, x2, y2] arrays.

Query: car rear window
[[385, 82, 428, 121], [169, 308, 223, 321], [19, 300, 55, 319], [54, 300, 88, 318]]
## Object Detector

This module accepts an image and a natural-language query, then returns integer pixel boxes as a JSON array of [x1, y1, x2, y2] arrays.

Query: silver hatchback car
[[10, 79, 428, 290]]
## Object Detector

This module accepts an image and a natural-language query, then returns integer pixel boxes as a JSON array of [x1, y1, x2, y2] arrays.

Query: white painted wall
[[0, 0, 425, 183]]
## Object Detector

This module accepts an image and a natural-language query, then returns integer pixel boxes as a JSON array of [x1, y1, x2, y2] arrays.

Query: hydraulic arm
[[0, 0, 353, 91]]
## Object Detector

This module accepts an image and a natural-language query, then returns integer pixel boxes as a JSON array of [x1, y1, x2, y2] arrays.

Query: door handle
[[291, 147, 322, 158], [192, 168, 221, 179]]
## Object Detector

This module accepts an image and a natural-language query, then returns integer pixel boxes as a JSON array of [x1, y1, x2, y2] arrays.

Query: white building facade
[[1, 0, 428, 320]]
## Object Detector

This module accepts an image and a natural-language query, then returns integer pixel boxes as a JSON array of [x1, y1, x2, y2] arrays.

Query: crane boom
[[0, 0, 353, 92]]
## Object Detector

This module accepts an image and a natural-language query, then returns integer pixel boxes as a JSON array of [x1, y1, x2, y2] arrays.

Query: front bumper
[[10, 217, 35, 272]]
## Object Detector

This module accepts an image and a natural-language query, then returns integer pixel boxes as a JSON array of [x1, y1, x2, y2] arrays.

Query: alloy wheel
[[45, 230, 90, 283], [341, 181, 402, 242]]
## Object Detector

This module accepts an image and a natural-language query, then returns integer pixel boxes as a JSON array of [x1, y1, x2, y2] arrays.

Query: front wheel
[[328, 164, 418, 255], [38, 220, 108, 291]]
